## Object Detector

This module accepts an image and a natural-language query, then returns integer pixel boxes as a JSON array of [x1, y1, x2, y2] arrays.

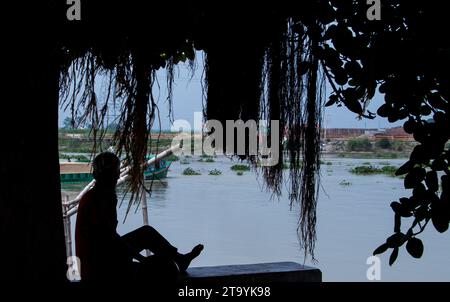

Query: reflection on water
[[62, 157, 450, 281]]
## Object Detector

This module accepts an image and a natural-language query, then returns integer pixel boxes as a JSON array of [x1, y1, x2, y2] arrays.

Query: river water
[[62, 157, 450, 281]]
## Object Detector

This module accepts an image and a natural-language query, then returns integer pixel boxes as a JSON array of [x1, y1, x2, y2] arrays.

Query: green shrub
[[376, 138, 392, 149], [347, 138, 373, 152], [236, 171, 244, 176]]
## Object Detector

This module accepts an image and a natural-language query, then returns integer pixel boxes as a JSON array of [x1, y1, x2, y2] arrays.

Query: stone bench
[[182, 262, 322, 283]]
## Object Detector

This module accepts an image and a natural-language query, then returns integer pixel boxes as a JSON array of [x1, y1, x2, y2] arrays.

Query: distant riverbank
[[59, 129, 417, 159]]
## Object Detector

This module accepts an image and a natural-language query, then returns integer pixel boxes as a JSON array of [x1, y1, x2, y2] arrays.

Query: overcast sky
[[59, 54, 403, 130]]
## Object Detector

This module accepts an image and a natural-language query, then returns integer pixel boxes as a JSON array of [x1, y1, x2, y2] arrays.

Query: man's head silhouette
[[92, 152, 120, 187]]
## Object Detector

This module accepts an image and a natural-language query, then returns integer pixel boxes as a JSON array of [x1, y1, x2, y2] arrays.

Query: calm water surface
[[62, 157, 450, 281]]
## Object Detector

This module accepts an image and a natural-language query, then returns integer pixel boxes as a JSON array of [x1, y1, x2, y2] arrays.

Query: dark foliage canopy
[[23, 0, 449, 262]]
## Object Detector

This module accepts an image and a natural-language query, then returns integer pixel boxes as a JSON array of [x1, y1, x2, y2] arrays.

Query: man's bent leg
[[121, 225, 178, 256]]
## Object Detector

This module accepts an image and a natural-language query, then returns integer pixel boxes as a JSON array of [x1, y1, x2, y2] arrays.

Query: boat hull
[[144, 164, 170, 180], [59, 161, 171, 183]]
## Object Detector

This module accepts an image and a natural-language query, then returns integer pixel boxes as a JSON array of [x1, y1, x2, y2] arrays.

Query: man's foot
[[176, 244, 204, 273]]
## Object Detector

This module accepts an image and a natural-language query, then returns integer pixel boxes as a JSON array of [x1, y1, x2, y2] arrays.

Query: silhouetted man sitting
[[75, 152, 203, 281]]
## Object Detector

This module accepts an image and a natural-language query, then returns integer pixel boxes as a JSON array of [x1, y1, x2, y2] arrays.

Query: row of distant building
[[61, 126, 412, 142], [322, 126, 412, 141]]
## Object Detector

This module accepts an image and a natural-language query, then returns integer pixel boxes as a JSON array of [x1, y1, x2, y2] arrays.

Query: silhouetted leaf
[[399, 197, 409, 205], [342, 89, 363, 114], [389, 248, 399, 266], [386, 233, 406, 248], [397, 108, 408, 120], [405, 167, 426, 189], [366, 81, 377, 99], [425, 171, 439, 192], [432, 202, 449, 233], [412, 184, 427, 200], [325, 94, 338, 107], [403, 120, 416, 134], [428, 93, 447, 110], [421, 105, 432, 116], [377, 104, 390, 118], [390, 202, 402, 214], [406, 238, 424, 258], [344, 61, 362, 77], [431, 158, 447, 171], [348, 79, 360, 86], [410, 145, 427, 164], [334, 68, 348, 85], [395, 161, 413, 176], [394, 213, 401, 233], [322, 24, 337, 40], [379, 82, 388, 94], [373, 243, 389, 256], [404, 173, 418, 189], [415, 205, 430, 221]]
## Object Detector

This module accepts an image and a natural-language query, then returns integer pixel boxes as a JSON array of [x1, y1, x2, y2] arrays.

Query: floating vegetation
[[339, 180, 352, 186], [380, 165, 398, 176], [350, 165, 398, 177], [362, 162, 372, 166], [208, 169, 222, 176], [236, 171, 244, 176], [199, 157, 215, 163], [350, 166, 381, 175], [200, 154, 215, 158], [325, 161, 333, 166], [231, 164, 250, 171], [378, 161, 391, 166], [59, 154, 90, 162], [336, 152, 404, 159], [326, 169, 333, 173], [180, 159, 190, 165], [183, 167, 201, 175]]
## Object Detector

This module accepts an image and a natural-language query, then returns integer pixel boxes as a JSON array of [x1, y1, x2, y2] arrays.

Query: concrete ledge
[[182, 262, 322, 283]]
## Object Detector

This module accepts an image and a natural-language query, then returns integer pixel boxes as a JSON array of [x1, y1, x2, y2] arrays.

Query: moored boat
[[60, 156, 171, 183], [60, 162, 93, 183], [144, 155, 171, 180]]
